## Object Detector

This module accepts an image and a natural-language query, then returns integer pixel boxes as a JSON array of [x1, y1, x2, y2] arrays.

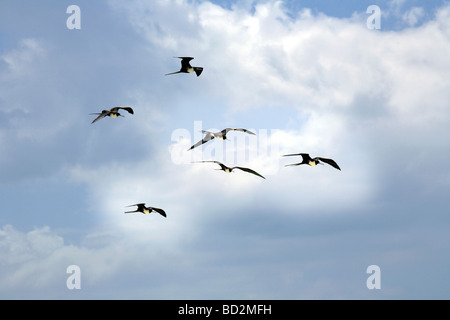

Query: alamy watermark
[[366, 265, 381, 290], [65, 4, 380, 31], [66, 265, 81, 290], [66, 5, 81, 30], [367, 5, 381, 30]]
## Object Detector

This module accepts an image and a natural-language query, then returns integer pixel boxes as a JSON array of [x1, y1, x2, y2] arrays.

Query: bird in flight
[[283, 153, 341, 171], [165, 57, 203, 77], [90, 107, 134, 124], [188, 128, 255, 151], [197, 160, 266, 179], [124, 203, 167, 217]]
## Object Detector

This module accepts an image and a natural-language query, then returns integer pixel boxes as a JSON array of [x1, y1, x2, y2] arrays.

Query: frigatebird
[[188, 128, 255, 151], [197, 160, 265, 179], [283, 153, 341, 171], [90, 107, 134, 124], [165, 57, 203, 77], [124, 203, 167, 217]]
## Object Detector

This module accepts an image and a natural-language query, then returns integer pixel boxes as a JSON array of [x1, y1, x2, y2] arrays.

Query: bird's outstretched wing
[[284, 162, 303, 167], [282, 153, 309, 167], [165, 70, 182, 76], [126, 203, 145, 207], [178, 57, 194, 61], [90, 110, 109, 124], [197, 160, 221, 166], [197, 160, 222, 164], [188, 133, 215, 150], [282, 153, 310, 158], [316, 157, 341, 171], [193, 67, 203, 76], [150, 207, 167, 217], [124, 203, 146, 213], [111, 107, 134, 114], [166, 57, 202, 76], [233, 167, 266, 179], [178, 57, 194, 69], [222, 128, 256, 135], [196, 160, 228, 171]]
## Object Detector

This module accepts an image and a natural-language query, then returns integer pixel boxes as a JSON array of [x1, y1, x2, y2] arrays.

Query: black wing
[[282, 153, 311, 159], [165, 70, 182, 76], [284, 162, 304, 167], [179, 57, 194, 70], [188, 133, 215, 150], [165, 57, 194, 75], [198, 160, 223, 166], [150, 207, 167, 217], [90, 110, 110, 124], [193, 67, 203, 76], [124, 203, 145, 213], [233, 167, 266, 179], [111, 107, 134, 114], [197, 160, 228, 171], [316, 157, 341, 171], [222, 128, 251, 135], [126, 203, 146, 207], [282, 153, 311, 167], [222, 128, 256, 136]]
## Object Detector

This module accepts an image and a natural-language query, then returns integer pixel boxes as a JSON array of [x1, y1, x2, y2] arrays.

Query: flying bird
[[188, 128, 255, 151], [124, 203, 167, 217], [283, 153, 341, 171], [197, 160, 265, 179], [90, 107, 134, 124], [165, 57, 203, 77]]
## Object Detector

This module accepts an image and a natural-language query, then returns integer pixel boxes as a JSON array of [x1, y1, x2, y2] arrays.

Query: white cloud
[[0, 38, 46, 115], [0, 225, 62, 265], [0, 224, 189, 298], [0, 225, 69, 290], [78, 0, 450, 226], [0, 38, 45, 79], [110, 0, 450, 129], [402, 7, 425, 27]]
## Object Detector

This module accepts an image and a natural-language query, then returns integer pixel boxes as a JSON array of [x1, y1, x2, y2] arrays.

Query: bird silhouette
[[283, 153, 341, 171], [188, 128, 255, 151], [165, 57, 203, 77], [90, 107, 134, 124], [197, 160, 265, 179], [124, 203, 167, 217]]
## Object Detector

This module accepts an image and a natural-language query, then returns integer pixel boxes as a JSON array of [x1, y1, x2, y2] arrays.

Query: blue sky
[[0, 0, 449, 299]]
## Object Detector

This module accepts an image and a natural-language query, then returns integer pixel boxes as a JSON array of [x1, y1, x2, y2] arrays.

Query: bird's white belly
[[143, 208, 151, 214], [110, 114, 118, 118], [309, 161, 316, 166]]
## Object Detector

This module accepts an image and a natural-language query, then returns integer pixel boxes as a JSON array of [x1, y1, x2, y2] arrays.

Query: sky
[[0, 0, 449, 300]]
